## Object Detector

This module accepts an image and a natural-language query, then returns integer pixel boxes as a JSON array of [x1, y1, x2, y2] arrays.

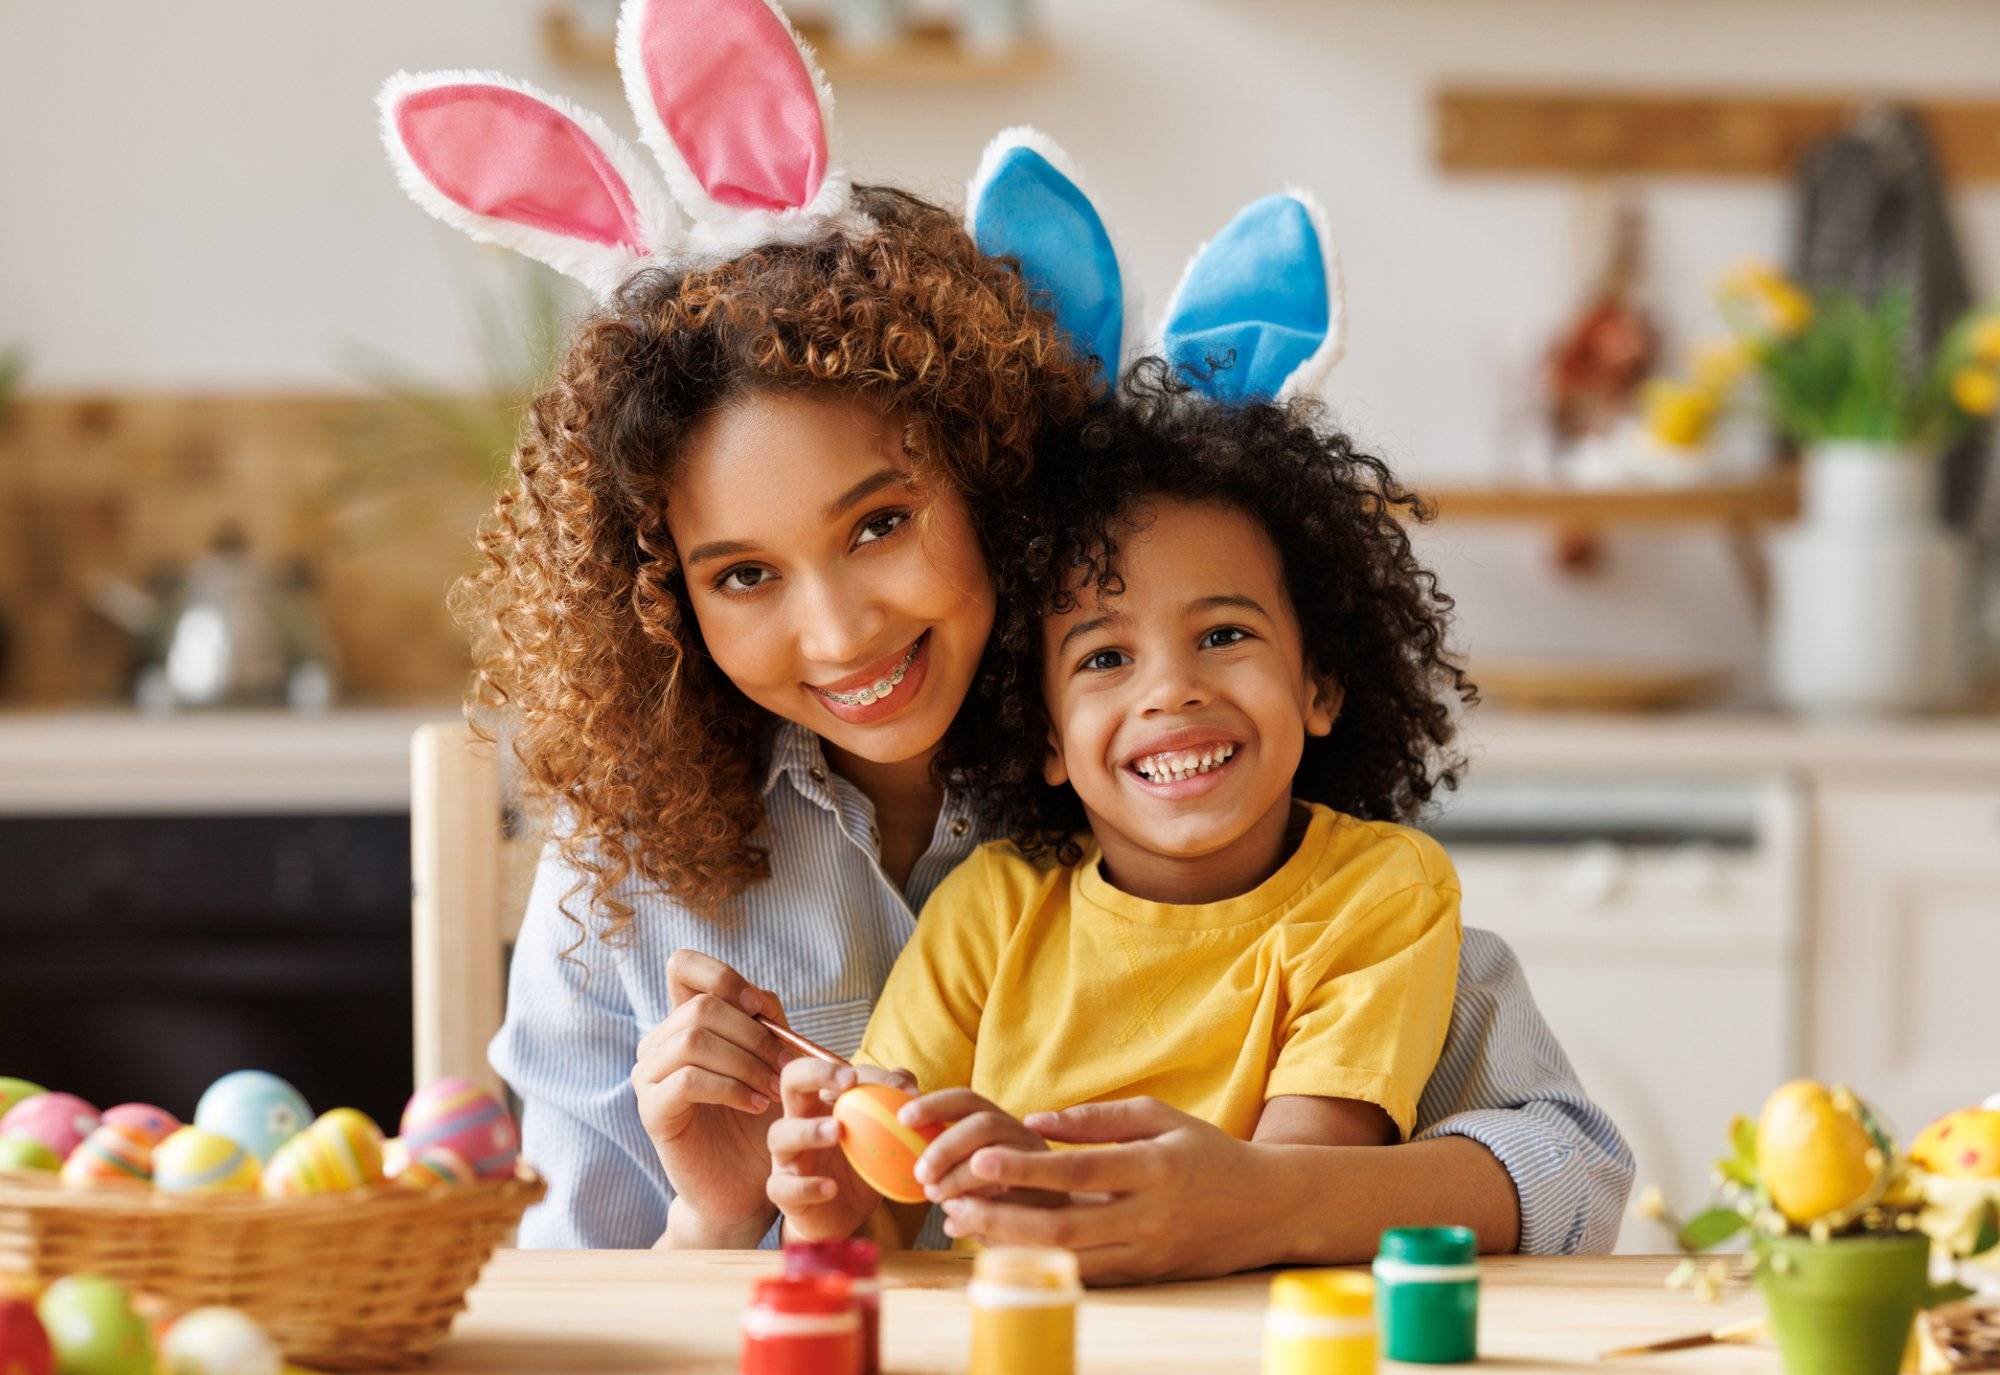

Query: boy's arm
[[1253, 1094, 1395, 1147]]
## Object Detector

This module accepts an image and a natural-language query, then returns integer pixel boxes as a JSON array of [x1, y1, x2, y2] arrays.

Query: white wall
[[7, 0, 1998, 669]]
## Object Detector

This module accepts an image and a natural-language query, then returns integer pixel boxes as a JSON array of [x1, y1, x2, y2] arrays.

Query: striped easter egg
[[60, 1123, 153, 1189], [100, 1103, 179, 1148], [833, 1084, 942, 1205], [0, 1093, 99, 1162], [399, 1079, 519, 1181], [261, 1109, 383, 1197], [154, 1127, 260, 1194], [393, 1145, 475, 1191]]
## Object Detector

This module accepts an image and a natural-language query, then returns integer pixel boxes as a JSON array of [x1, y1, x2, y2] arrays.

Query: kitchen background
[[4, 0, 1999, 1250]]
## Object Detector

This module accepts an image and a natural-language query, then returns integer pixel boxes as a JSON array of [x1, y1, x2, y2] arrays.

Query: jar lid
[[784, 1238, 880, 1279], [750, 1273, 854, 1315], [1377, 1225, 1477, 1267], [972, 1246, 1080, 1290], [1268, 1269, 1373, 1318]]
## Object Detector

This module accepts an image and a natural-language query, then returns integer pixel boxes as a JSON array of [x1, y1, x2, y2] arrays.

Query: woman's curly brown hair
[[941, 360, 1477, 866], [458, 186, 1098, 942]]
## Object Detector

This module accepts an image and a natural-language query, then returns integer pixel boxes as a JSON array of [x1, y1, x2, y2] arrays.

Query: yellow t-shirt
[[857, 802, 1462, 1142]]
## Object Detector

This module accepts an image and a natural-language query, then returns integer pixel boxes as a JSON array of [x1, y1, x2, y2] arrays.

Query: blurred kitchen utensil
[[1474, 658, 1731, 713]]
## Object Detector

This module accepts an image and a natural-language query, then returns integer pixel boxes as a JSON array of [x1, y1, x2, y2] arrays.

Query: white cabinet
[[1809, 783, 2000, 1138]]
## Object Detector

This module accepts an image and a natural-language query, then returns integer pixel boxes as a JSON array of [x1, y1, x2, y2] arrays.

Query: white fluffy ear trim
[[1274, 188, 1345, 400], [617, 0, 855, 238], [965, 126, 1145, 378], [378, 69, 684, 301]]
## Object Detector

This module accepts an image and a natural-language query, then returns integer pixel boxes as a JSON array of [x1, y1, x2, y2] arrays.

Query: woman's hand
[[635, 949, 792, 1248], [903, 1089, 1061, 1208], [766, 1061, 900, 1243], [936, 1097, 1280, 1285]]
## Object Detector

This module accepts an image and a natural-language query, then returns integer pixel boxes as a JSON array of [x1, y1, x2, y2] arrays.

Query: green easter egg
[[0, 1135, 61, 1174], [35, 1275, 154, 1375], [0, 1079, 44, 1118]]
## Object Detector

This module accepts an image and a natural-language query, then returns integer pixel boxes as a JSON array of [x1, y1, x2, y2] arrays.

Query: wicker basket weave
[[0, 1167, 544, 1371]]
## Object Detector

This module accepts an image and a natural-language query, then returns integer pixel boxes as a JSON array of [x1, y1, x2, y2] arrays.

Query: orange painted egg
[[60, 1123, 153, 1189], [392, 1146, 475, 1191], [833, 1084, 942, 1205]]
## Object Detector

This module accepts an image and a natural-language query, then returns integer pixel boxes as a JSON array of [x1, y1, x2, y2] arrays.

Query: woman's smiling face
[[667, 389, 995, 767]]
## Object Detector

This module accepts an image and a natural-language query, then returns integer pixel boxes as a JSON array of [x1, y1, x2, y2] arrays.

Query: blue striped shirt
[[490, 721, 1633, 1255]]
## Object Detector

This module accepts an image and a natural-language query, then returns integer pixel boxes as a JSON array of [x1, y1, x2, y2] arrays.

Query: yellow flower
[[1635, 1184, 1667, 1221], [1718, 263, 1812, 338], [1952, 365, 2000, 417], [1643, 379, 1719, 449], [1971, 315, 2000, 365], [1692, 338, 1755, 391]]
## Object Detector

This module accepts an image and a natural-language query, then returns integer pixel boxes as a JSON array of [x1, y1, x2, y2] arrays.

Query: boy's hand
[[766, 1060, 906, 1242], [903, 1089, 1064, 1209]]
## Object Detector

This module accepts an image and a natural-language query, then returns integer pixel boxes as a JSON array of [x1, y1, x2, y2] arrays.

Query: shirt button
[[808, 767, 826, 784], [949, 818, 970, 837]]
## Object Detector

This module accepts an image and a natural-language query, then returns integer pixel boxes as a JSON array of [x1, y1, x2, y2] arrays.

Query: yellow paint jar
[[1263, 1270, 1376, 1375], [968, 1246, 1080, 1375]]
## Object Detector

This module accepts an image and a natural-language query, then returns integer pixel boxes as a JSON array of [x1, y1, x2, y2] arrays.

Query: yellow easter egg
[[260, 1109, 384, 1197], [154, 1127, 261, 1194], [1756, 1079, 1887, 1226], [1912, 1109, 2000, 1179]]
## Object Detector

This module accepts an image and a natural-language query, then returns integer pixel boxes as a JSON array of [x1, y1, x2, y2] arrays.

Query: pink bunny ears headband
[[378, 0, 865, 301], [965, 128, 1346, 404]]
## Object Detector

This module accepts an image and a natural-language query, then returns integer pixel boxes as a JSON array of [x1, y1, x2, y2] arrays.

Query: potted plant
[[1643, 269, 1997, 714], [1644, 1079, 1992, 1375]]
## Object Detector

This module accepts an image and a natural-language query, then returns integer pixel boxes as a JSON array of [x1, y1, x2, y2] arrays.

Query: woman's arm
[[489, 845, 676, 1248]]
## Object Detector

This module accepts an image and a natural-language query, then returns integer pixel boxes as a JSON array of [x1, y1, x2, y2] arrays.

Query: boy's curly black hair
[[939, 360, 1477, 866]]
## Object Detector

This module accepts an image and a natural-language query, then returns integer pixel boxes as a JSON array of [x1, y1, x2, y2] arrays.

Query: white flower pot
[[1769, 443, 1975, 715]]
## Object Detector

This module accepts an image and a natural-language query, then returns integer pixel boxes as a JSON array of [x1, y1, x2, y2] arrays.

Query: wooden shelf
[[1435, 86, 2000, 182], [541, 6, 1051, 83], [1417, 469, 1800, 527]]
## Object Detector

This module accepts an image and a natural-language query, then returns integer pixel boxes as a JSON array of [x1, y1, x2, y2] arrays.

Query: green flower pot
[[1755, 1232, 1928, 1375]]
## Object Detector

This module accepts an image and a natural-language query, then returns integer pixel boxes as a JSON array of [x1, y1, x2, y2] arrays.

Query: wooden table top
[[413, 1250, 1773, 1374]]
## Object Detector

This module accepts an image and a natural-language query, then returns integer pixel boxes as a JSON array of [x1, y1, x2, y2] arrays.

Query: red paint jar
[[740, 1274, 862, 1375], [783, 1239, 881, 1375]]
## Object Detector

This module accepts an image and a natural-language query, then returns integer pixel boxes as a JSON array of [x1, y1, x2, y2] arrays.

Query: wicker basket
[[0, 1166, 544, 1370]]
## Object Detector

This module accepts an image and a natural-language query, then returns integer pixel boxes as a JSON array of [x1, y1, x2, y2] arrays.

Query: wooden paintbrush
[[1598, 1317, 1765, 1360], [757, 1015, 851, 1068]]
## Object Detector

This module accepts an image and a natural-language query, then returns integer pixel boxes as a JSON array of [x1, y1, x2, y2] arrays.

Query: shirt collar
[[760, 718, 831, 800]]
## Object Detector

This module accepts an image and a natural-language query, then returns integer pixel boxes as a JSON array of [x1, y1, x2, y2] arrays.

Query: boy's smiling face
[[1040, 497, 1339, 903]]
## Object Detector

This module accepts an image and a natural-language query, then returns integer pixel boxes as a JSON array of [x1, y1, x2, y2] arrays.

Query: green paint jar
[[1372, 1226, 1478, 1364]]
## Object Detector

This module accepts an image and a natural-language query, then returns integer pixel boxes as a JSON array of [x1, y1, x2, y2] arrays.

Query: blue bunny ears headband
[[966, 127, 1346, 404]]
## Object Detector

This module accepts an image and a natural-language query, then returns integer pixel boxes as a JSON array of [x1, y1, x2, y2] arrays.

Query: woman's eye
[[1201, 626, 1251, 649], [715, 565, 773, 594], [855, 510, 910, 546], [1080, 648, 1131, 673]]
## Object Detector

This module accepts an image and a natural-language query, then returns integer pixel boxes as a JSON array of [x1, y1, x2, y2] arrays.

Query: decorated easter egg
[[153, 1128, 260, 1194], [1756, 1079, 1890, 1226], [400, 1079, 519, 1181], [0, 1136, 61, 1175], [260, 1108, 384, 1197], [35, 1275, 153, 1375], [0, 1079, 45, 1119], [99, 1103, 179, 1147], [1913, 1109, 2000, 1179], [158, 1307, 282, 1375], [0, 1295, 52, 1375], [60, 1124, 153, 1189], [0, 1093, 98, 1162], [833, 1084, 942, 1205], [193, 1071, 310, 1164], [393, 1145, 475, 1191]]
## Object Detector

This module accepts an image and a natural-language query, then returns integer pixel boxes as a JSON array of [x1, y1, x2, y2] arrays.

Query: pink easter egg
[[0, 1093, 99, 1161], [100, 1104, 180, 1147], [399, 1078, 519, 1181]]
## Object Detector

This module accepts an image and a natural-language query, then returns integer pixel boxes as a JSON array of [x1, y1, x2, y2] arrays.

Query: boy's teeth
[[1134, 744, 1237, 781]]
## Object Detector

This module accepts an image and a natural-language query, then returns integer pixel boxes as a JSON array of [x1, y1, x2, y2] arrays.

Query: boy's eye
[[715, 564, 774, 594], [1079, 648, 1131, 673], [855, 509, 910, 546], [1201, 626, 1251, 649]]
